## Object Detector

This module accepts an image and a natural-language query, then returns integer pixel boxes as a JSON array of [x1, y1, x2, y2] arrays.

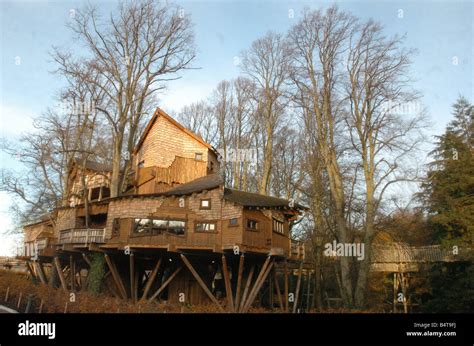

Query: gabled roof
[[133, 107, 213, 154], [70, 159, 112, 173], [23, 213, 54, 228]]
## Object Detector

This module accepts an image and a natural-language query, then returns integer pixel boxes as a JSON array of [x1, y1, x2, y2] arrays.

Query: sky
[[0, 0, 473, 255]]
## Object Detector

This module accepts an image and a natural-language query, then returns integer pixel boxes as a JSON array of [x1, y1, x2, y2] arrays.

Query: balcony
[[19, 238, 55, 258], [58, 228, 106, 245]]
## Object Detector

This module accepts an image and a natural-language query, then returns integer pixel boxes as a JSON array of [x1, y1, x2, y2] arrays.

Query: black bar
[[0, 313, 472, 345]]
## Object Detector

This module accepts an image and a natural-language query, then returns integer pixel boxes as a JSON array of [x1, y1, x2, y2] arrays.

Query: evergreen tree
[[421, 96, 474, 312]]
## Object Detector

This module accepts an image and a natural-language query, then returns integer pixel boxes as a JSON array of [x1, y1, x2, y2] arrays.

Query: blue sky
[[0, 0, 472, 255]]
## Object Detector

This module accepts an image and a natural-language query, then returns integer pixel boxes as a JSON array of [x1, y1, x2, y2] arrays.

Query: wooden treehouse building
[[19, 108, 309, 312]]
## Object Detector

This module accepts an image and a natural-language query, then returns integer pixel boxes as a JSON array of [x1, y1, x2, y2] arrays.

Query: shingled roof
[[164, 174, 223, 196], [72, 159, 112, 172], [115, 174, 306, 210], [223, 188, 307, 210]]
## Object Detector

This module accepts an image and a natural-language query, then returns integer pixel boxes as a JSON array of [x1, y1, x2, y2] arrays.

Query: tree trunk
[[110, 133, 123, 198]]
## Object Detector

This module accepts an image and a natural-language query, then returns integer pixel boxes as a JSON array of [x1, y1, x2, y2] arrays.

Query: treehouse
[[131, 107, 220, 194], [68, 159, 112, 207], [20, 107, 308, 311], [20, 214, 56, 260]]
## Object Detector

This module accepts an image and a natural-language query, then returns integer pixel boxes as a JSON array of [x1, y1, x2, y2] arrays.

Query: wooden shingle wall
[[136, 116, 210, 168], [54, 209, 77, 237]]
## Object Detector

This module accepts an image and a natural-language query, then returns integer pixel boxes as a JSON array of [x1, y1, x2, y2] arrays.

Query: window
[[195, 152, 203, 161], [150, 219, 167, 234], [132, 218, 186, 236], [246, 219, 258, 230], [273, 218, 284, 234], [134, 218, 151, 235], [195, 222, 216, 232], [112, 219, 120, 237], [200, 199, 211, 210], [229, 218, 238, 226], [168, 220, 186, 235]]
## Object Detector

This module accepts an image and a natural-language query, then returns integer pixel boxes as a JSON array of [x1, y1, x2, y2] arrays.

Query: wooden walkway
[[370, 243, 469, 272]]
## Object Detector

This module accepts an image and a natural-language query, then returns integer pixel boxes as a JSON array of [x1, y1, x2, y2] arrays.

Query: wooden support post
[[244, 256, 272, 307], [221, 255, 234, 312], [38, 299, 44, 313], [306, 271, 312, 311], [104, 254, 127, 300], [241, 259, 274, 313], [240, 257, 272, 312], [393, 272, 397, 313], [17, 292, 22, 309], [405, 273, 410, 313], [140, 258, 162, 301], [148, 266, 183, 302], [292, 261, 304, 313], [269, 268, 274, 309], [134, 271, 139, 302], [35, 262, 47, 285], [26, 262, 36, 281], [180, 254, 224, 312], [54, 257, 68, 292], [400, 272, 408, 313], [274, 272, 284, 311], [241, 256, 271, 312], [69, 256, 75, 292], [239, 264, 255, 312], [130, 252, 136, 303], [284, 260, 289, 312], [82, 253, 92, 267], [5, 287, 10, 302], [83, 269, 90, 290], [234, 254, 245, 310]]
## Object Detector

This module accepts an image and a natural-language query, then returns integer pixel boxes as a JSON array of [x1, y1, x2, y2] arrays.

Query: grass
[[0, 269, 270, 313]]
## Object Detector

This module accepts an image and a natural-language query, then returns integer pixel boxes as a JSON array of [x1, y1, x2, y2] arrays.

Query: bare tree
[[241, 32, 292, 194], [53, 0, 196, 197], [0, 62, 108, 228], [178, 100, 216, 144], [288, 7, 356, 307], [345, 20, 425, 307]]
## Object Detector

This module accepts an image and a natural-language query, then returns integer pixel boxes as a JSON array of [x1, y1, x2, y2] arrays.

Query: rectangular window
[[195, 152, 203, 161], [246, 219, 258, 230], [112, 218, 120, 237], [132, 218, 186, 236], [195, 222, 216, 232], [273, 218, 284, 234], [168, 220, 186, 235], [133, 218, 151, 235], [150, 219, 167, 234], [200, 199, 211, 210], [229, 218, 238, 226]]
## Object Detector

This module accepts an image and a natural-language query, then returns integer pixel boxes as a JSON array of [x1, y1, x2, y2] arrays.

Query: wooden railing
[[129, 231, 219, 249], [19, 238, 55, 257], [35, 239, 47, 251], [59, 228, 105, 244]]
